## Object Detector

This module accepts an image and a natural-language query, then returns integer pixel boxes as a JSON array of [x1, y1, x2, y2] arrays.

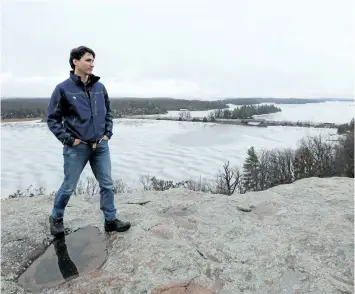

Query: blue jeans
[[51, 139, 117, 221]]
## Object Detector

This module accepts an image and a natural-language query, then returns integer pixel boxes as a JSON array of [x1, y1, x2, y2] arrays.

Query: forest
[[1, 97, 350, 120], [212, 104, 281, 119], [0, 98, 227, 119]]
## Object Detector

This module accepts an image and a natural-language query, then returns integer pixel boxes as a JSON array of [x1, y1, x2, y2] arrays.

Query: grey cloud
[[1, 0, 353, 99]]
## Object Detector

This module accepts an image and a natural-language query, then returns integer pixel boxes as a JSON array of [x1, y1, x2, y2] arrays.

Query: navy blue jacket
[[47, 71, 113, 146]]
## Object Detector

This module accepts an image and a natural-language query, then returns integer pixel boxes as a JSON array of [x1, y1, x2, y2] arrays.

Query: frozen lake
[[159, 101, 355, 124], [1, 101, 353, 198]]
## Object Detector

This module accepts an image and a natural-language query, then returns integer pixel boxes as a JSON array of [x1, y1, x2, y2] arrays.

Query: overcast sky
[[1, 0, 353, 99]]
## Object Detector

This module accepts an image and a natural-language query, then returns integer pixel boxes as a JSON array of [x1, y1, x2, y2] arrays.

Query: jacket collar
[[69, 70, 100, 86]]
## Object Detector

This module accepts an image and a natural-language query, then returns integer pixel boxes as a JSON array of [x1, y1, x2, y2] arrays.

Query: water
[[1, 102, 352, 198], [156, 101, 355, 124], [254, 101, 355, 123], [17, 226, 107, 293]]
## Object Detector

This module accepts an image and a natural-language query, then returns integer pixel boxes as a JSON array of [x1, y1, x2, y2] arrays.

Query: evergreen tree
[[243, 146, 260, 191]]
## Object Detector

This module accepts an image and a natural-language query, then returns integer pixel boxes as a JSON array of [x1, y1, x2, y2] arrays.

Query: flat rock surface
[[1, 177, 354, 293]]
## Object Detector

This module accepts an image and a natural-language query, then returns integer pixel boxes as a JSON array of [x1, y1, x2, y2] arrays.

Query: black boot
[[104, 219, 131, 232], [49, 215, 65, 236]]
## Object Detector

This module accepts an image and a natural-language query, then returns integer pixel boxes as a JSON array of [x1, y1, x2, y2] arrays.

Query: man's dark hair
[[69, 46, 95, 70]]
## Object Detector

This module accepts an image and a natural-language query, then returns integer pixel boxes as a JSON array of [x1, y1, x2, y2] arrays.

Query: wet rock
[[17, 226, 107, 293], [1, 193, 102, 282], [1, 177, 354, 293]]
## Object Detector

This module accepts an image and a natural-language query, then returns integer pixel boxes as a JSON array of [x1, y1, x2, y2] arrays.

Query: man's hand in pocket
[[73, 139, 81, 146]]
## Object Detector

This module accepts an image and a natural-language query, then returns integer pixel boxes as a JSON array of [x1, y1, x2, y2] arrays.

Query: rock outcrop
[[1, 177, 354, 293]]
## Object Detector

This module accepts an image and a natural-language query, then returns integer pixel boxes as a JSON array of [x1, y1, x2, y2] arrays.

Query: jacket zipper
[[84, 85, 97, 140]]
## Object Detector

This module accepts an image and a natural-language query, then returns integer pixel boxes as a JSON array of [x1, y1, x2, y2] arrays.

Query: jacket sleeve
[[47, 86, 75, 146], [103, 86, 113, 139]]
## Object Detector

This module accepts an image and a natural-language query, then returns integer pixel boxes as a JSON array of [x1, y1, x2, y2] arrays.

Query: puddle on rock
[[18, 226, 107, 293]]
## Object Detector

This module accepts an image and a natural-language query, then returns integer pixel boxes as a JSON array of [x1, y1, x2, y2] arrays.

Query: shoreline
[[0, 116, 343, 129], [121, 115, 341, 129], [1, 117, 42, 123]]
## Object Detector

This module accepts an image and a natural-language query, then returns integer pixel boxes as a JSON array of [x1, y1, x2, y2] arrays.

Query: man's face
[[73, 52, 94, 75]]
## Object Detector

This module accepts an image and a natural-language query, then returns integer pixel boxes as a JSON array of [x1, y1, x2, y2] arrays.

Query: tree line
[[136, 119, 354, 195], [236, 131, 353, 193], [212, 104, 282, 119], [0, 98, 228, 120], [2, 97, 350, 120], [337, 118, 354, 134]]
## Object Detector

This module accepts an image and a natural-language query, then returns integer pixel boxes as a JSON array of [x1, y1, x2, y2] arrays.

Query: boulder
[[1, 177, 353, 293]]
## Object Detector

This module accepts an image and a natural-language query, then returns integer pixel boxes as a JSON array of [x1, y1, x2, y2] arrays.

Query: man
[[47, 46, 130, 236]]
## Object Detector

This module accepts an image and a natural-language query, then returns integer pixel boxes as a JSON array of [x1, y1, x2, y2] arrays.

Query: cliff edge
[[1, 177, 354, 293]]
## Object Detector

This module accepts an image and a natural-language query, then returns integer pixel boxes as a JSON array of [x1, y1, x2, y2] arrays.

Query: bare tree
[[75, 177, 99, 196], [294, 135, 336, 179], [185, 177, 213, 193], [280, 149, 295, 183], [139, 174, 152, 190], [215, 161, 242, 195], [87, 177, 100, 196], [260, 148, 295, 189], [258, 150, 272, 190], [150, 176, 175, 191], [113, 179, 130, 194], [334, 132, 354, 177]]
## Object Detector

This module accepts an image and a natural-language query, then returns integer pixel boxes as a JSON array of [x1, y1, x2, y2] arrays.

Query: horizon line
[[1, 96, 354, 100]]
